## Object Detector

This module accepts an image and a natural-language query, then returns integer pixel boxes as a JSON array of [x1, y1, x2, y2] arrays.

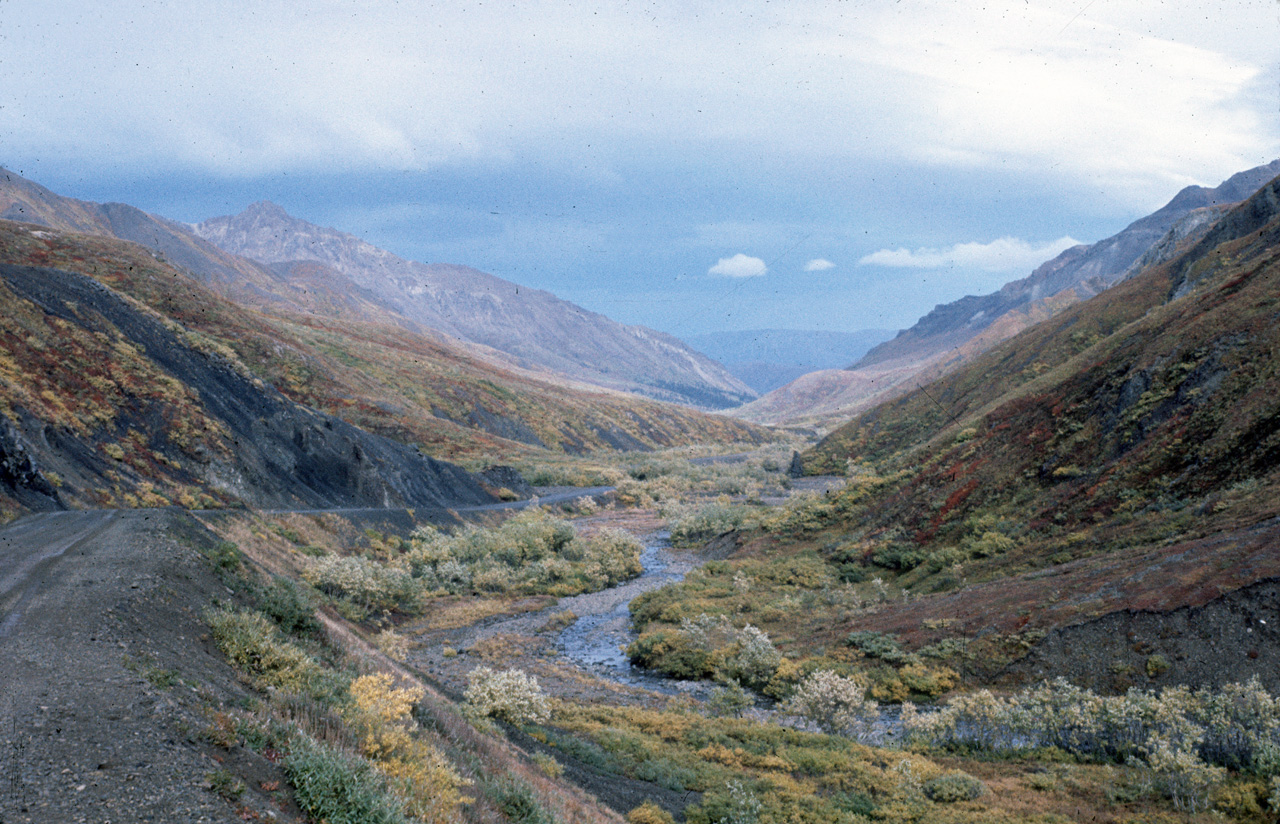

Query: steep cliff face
[[194, 202, 756, 409]]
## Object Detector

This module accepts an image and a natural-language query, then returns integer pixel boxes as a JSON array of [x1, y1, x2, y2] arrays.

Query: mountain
[[0, 172, 769, 462], [679, 328, 894, 394], [733, 159, 1280, 426], [192, 202, 756, 409]]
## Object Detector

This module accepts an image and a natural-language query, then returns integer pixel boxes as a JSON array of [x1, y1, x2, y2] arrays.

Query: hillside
[[632, 170, 1280, 696], [0, 251, 495, 514], [797, 171, 1280, 643], [734, 159, 1280, 426], [193, 202, 756, 409]]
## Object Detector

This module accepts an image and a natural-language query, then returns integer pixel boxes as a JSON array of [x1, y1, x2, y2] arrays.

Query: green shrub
[[628, 629, 714, 680], [206, 768, 244, 801], [845, 631, 903, 659], [965, 531, 1016, 558], [706, 683, 753, 718], [486, 778, 555, 824], [402, 510, 640, 598], [258, 577, 320, 636], [204, 607, 325, 695], [204, 540, 243, 572], [923, 771, 986, 802], [870, 545, 927, 571], [667, 501, 753, 547], [283, 734, 407, 824], [1145, 653, 1172, 678]]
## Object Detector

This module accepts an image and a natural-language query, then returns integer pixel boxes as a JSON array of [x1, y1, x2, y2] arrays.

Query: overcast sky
[[3, 1, 1278, 337]]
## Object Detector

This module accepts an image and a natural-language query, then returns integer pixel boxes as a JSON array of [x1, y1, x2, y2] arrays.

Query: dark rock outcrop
[[0, 416, 63, 510]]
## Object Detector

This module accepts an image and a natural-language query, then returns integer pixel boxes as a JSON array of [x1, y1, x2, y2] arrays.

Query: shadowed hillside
[[0, 254, 495, 514]]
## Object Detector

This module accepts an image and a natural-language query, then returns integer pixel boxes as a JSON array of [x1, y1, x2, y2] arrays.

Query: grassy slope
[[0, 220, 770, 474]]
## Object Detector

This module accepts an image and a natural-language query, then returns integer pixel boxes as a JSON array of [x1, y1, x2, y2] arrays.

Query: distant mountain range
[[733, 159, 1280, 426], [679, 328, 895, 394], [191, 202, 755, 410]]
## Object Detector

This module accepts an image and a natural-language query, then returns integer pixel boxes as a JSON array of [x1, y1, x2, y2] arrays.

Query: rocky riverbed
[[407, 511, 724, 706]]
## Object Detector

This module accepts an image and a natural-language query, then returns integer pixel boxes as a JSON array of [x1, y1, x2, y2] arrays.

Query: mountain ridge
[[192, 201, 756, 409], [732, 158, 1280, 426]]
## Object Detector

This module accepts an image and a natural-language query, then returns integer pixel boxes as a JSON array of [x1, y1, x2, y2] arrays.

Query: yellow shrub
[[627, 800, 675, 824], [347, 673, 465, 822]]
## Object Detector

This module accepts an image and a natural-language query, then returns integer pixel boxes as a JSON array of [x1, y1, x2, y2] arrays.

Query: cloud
[[709, 254, 767, 278], [4, 0, 1274, 204], [859, 236, 1081, 272], [804, 258, 835, 272]]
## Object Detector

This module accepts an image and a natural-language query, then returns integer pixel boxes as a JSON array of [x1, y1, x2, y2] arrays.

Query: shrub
[[628, 629, 714, 680], [1145, 734, 1225, 812], [966, 531, 1016, 558], [1146, 653, 1171, 678], [346, 673, 464, 821], [845, 630, 901, 657], [784, 670, 882, 744], [667, 500, 752, 547], [870, 544, 927, 571], [258, 577, 319, 636], [714, 624, 781, 690], [205, 540, 243, 572], [923, 771, 986, 802], [706, 683, 753, 718], [486, 777, 555, 824], [531, 751, 564, 778], [627, 800, 676, 824], [304, 555, 419, 612], [402, 510, 639, 598], [284, 734, 408, 824], [206, 768, 245, 801], [204, 607, 324, 694], [373, 628, 410, 662], [464, 667, 550, 725]]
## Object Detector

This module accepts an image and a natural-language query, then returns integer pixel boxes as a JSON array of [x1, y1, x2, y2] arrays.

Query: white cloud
[[709, 254, 768, 278], [804, 258, 835, 272], [3, 0, 1275, 203], [859, 236, 1081, 272]]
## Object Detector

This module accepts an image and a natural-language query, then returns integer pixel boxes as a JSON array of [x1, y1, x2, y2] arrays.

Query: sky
[[2, 1, 1278, 338]]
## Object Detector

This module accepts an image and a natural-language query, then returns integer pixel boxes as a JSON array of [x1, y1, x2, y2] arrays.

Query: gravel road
[[0, 509, 295, 824]]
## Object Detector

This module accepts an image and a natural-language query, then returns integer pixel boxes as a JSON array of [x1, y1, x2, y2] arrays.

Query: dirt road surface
[[0, 509, 293, 824]]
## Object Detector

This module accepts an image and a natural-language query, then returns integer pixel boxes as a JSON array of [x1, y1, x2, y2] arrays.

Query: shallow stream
[[551, 532, 715, 698]]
